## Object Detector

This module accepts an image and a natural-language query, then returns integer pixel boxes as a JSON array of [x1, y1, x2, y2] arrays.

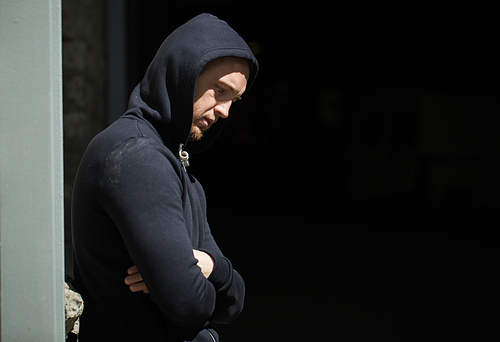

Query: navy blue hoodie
[[72, 14, 258, 341]]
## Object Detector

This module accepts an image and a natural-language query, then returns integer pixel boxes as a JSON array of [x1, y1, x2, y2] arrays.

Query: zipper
[[178, 143, 190, 172]]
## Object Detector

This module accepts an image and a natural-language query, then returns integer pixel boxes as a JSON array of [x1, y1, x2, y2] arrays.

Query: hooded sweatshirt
[[72, 14, 258, 342]]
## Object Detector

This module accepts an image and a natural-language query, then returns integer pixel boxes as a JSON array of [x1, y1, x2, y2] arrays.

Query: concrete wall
[[0, 0, 65, 340]]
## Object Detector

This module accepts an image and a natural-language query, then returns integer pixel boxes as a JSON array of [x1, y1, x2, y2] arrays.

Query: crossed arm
[[99, 141, 244, 327], [125, 249, 214, 293]]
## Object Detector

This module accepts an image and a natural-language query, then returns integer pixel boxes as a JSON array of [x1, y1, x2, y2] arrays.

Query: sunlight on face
[[190, 57, 250, 142]]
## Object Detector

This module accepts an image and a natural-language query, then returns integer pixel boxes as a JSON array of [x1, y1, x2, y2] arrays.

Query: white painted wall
[[0, 0, 65, 340]]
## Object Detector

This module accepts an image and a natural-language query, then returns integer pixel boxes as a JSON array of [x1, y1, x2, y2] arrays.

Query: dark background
[[124, 1, 498, 340]]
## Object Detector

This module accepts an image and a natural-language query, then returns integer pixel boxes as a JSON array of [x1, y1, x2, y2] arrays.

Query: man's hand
[[193, 249, 214, 279], [124, 265, 149, 293], [125, 250, 214, 293]]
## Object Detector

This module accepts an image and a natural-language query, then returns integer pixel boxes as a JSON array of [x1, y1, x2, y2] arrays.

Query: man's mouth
[[204, 117, 214, 128]]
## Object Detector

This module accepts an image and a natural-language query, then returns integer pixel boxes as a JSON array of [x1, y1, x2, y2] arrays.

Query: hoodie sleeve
[[98, 137, 216, 329], [199, 227, 245, 324]]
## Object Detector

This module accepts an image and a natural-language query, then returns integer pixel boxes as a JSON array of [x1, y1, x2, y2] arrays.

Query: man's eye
[[215, 86, 224, 94]]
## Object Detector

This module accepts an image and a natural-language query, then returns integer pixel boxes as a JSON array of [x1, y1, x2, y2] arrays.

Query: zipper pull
[[178, 144, 190, 172]]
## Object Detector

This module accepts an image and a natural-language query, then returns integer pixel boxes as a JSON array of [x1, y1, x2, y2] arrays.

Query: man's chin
[[188, 126, 204, 142]]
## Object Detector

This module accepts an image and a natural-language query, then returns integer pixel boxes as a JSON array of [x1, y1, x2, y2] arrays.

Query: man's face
[[190, 57, 250, 142]]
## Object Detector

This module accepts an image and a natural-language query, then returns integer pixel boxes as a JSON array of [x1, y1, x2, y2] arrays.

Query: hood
[[124, 13, 259, 155]]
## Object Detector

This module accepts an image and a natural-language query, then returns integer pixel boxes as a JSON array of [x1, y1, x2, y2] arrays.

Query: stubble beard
[[188, 123, 204, 142]]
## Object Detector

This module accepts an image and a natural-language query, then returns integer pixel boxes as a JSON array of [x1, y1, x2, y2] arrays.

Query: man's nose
[[214, 101, 231, 119]]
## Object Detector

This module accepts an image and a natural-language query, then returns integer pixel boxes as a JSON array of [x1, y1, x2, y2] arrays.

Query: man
[[72, 14, 258, 341]]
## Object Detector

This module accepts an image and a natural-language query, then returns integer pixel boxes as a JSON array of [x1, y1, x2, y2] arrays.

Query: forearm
[[100, 142, 217, 328], [204, 252, 245, 324], [212, 269, 245, 324], [127, 241, 216, 328], [125, 250, 244, 325]]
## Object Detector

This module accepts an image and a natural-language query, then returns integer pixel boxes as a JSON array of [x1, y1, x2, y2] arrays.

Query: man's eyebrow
[[219, 81, 243, 100]]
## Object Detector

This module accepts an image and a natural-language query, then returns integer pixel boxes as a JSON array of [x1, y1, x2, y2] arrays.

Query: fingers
[[127, 265, 139, 275], [125, 276, 149, 293], [192, 249, 214, 278], [193, 249, 202, 260], [129, 282, 149, 293], [125, 266, 149, 293], [124, 272, 143, 285]]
